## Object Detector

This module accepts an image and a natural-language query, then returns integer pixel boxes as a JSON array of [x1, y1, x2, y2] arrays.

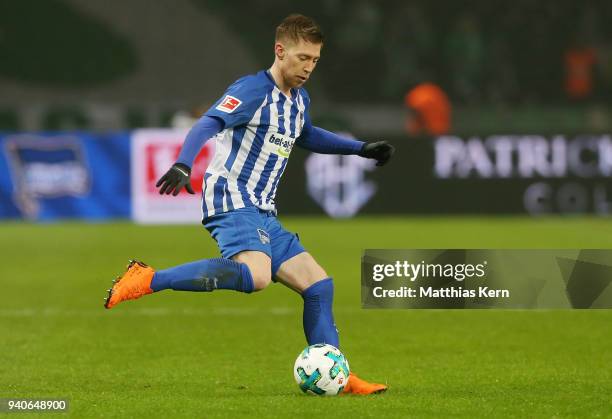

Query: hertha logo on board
[[215, 95, 242, 113]]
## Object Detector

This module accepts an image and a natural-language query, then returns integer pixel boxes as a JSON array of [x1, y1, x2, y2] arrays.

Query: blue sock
[[302, 278, 339, 348], [150, 258, 254, 293]]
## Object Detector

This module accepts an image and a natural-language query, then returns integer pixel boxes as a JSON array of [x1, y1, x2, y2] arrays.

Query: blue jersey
[[202, 70, 309, 218]]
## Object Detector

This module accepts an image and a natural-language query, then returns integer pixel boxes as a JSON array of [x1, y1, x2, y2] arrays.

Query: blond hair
[[275, 14, 324, 45]]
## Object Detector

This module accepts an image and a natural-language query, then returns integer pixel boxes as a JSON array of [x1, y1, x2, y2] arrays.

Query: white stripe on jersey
[[296, 92, 306, 134], [282, 89, 292, 135], [259, 155, 284, 205], [203, 173, 217, 213], [208, 130, 232, 177], [203, 131, 230, 213]]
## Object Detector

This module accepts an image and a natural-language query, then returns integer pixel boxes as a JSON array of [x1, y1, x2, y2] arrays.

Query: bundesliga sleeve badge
[[215, 95, 242, 113]]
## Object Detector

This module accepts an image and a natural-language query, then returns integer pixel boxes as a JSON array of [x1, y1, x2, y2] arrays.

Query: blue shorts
[[202, 206, 306, 275]]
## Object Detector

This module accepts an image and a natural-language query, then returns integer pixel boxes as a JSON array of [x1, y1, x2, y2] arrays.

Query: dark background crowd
[[1, 0, 612, 133]]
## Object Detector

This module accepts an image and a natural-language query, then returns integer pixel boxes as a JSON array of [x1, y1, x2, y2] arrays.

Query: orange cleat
[[104, 260, 155, 309], [342, 372, 388, 395]]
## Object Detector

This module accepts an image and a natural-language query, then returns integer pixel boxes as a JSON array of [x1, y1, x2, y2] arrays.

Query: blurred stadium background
[[1, 0, 612, 219], [1, 1, 611, 417]]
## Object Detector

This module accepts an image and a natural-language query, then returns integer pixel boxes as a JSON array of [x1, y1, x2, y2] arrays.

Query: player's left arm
[[296, 113, 395, 166]]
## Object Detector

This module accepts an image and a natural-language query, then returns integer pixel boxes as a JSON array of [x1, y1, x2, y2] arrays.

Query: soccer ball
[[293, 343, 350, 396]]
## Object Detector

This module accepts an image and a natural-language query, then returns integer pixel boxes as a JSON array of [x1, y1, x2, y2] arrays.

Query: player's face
[[281, 40, 321, 88]]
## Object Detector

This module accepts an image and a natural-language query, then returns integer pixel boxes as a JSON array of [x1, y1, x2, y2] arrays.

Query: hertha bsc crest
[[257, 228, 270, 244]]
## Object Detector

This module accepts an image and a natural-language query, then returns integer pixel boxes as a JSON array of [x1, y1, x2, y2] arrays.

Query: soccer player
[[105, 14, 394, 395]]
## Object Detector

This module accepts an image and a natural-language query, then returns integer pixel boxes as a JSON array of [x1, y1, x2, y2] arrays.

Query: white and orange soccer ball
[[293, 344, 350, 396]]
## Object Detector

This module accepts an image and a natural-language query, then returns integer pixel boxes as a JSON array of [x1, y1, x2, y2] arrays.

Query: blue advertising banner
[[0, 132, 130, 220]]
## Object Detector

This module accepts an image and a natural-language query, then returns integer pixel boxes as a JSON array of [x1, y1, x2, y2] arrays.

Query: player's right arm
[[156, 115, 223, 195], [156, 75, 266, 196]]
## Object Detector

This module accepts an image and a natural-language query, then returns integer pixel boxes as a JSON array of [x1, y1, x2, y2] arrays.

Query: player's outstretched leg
[[300, 277, 388, 395], [104, 258, 254, 309]]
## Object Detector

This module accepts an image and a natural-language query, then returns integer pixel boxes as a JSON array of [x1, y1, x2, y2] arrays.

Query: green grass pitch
[[1, 217, 611, 418]]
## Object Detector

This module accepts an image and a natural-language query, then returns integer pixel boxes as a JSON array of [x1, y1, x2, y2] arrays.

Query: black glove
[[359, 141, 395, 166], [156, 163, 195, 196]]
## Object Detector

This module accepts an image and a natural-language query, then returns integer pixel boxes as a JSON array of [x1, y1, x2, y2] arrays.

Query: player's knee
[[251, 271, 272, 291], [232, 251, 272, 292]]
